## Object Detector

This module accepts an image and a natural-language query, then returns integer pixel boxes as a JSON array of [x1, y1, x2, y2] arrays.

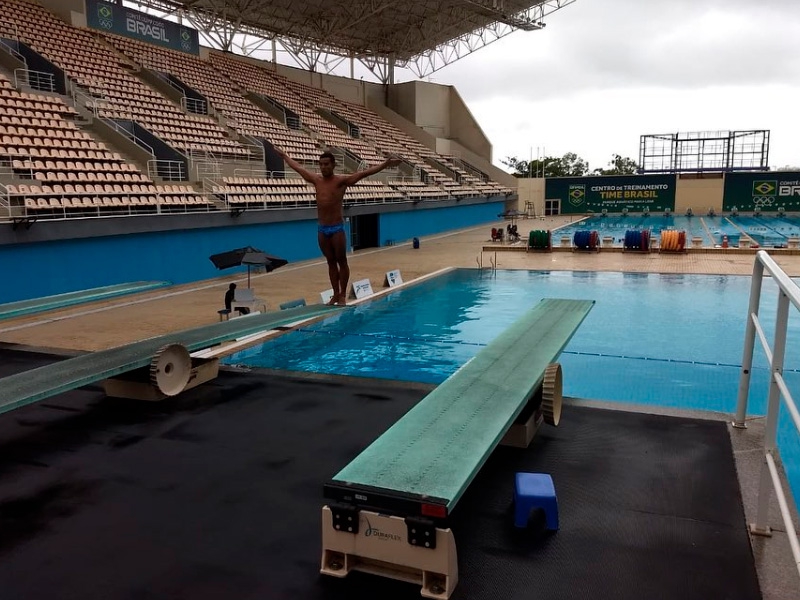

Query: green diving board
[[0, 304, 343, 415], [325, 298, 594, 520], [0, 282, 171, 321]]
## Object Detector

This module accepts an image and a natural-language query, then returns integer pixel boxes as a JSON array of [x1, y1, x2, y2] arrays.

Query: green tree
[[502, 152, 590, 178], [592, 154, 640, 175], [500, 156, 531, 177]]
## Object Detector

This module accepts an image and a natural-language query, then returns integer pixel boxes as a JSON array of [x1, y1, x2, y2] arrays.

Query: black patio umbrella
[[209, 246, 288, 288], [498, 209, 525, 227]]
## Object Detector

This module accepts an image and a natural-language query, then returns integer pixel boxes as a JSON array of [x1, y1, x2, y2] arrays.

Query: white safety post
[[733, 258, 764, 428]]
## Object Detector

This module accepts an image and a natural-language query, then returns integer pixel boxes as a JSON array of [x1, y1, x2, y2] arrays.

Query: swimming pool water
[[226, 269, 800, 503]]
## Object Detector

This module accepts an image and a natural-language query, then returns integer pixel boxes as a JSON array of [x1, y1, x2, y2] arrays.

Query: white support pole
[[766, 290, 790, 450], [733, 259, 765, 427], [752, 290, 790, 533]]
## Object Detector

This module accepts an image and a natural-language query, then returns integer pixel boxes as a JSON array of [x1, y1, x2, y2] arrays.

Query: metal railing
[[15, 194, 219, 221], [0, 182, 11, 213], [181, 96, 207, 115], [0, 36, 25, 64], [14, 68, 55, 92], [0, 18, 19, 40], [734, 250, 800, 579], [286, 115, 301, 130], [202, 177, 221, 193], [232, 167, 268, 179], [9, 154, 34, 179], [148, 159, 186, 181], [104, 118, 155, 156], [197, 160, 221, 181], [72, 86, 103, 117]]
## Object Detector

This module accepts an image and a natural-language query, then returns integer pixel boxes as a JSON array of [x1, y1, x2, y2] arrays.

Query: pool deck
[[3, 215, 800, 353], [0, 351, 793, 600], [0, 216, 799, 598]]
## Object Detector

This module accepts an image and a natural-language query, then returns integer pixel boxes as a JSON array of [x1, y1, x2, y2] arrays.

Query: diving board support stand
[[501, 362, 563, 448], [321, 509, 457, 599], [103, 343, 220, 402], [0, 304, 344, 416], [320, 299, 593, 598]]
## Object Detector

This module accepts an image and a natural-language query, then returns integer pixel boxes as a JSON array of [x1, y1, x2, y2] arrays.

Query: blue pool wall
[[0, 201, 505, 303]]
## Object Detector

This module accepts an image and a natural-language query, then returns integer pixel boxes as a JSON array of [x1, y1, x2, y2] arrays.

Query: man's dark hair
[[319, 151, 336, 164]]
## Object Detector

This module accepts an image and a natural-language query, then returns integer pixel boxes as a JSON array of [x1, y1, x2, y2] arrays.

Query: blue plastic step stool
[[514, 472, 559, 530]]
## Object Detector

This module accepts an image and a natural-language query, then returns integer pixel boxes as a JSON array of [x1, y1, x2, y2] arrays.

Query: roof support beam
[[123, 0, 576, 81]]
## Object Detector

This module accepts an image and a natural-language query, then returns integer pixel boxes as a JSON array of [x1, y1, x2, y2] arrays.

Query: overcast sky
[[412, 0, 800, 173]]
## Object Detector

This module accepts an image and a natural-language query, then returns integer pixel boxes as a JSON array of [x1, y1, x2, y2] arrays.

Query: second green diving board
[[326, 298, 594, 518], [0, 281, 171, 321], [0, 304, 343, 416]]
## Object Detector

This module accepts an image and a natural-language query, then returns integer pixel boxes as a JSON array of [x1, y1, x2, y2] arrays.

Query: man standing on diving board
[[276, 148, 402, 305]]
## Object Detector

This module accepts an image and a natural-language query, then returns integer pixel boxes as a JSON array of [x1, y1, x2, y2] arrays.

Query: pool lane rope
[[287, 328, 800, 372], [660, 230, 686, 251], [528, 230, 551, 250], [624, 229, 650, 251], [573, 230, 599, 250]]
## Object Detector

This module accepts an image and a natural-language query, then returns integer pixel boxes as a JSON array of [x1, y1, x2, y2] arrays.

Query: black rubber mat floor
[[0, 350, 760, 600]]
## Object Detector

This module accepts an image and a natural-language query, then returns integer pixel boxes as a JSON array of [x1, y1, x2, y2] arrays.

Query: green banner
[[723, 172, 800, 211], [545, 174, 676, 214], [86, 0, 199, 55]]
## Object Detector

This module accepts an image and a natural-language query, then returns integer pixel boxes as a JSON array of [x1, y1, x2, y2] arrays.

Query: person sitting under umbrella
[[224, 283, 249, 315]]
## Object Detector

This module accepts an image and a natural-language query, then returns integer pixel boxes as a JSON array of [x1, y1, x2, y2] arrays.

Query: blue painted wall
[[379, 201, 505, 244], [0, 219, 328, 303], [0, 201, 505, 303]]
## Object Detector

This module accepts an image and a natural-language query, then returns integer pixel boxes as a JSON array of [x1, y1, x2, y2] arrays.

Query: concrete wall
[[435, 138, 517, 188], [387, 81, 493, 162], [387, 81, 418, 126], [39, 0, 86, 26], [415, 82, 450, 138], [380, 201, 504, 244], [274, 64, 369, 106], [675, 177, 724, 214], [366, 100, 438, 151], [448, 86, 491, 160], [516, 178, 545, 215]]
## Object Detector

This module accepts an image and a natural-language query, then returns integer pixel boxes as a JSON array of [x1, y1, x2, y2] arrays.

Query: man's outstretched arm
[[275, 147, 317, 183], [341, 155, 402, 186]]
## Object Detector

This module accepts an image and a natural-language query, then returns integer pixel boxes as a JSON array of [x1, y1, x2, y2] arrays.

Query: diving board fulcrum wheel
[[541, 362, 563, 427], [150, 343, 192, 396]]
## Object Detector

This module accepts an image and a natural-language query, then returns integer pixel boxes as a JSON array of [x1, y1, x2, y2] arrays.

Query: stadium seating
[[102, 33, 303, 160], [0, 0, 248, 159], [208, 51, 385, 164], [0, 0, 512, 220]]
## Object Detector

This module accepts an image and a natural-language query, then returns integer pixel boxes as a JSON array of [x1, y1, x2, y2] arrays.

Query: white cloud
[[412, 0, 800, 171]]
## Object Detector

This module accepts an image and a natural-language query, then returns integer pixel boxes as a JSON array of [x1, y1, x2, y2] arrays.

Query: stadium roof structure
[[127, 0, 576, 81]]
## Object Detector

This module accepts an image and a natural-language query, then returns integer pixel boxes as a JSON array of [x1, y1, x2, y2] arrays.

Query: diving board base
[[102, 357, 220, 401], [501, 411, 544, 449], [320, 507, 458, 599]]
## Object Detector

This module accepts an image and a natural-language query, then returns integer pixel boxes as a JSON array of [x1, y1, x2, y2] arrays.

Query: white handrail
[[0, 38, 25, 64], [104, 119, 155, 156], [181, 96, 207, 115], [72, 87, 102, 117], [148, 159, 186, 181], [14, 68, 55, 92], [734, 250, 800, 580], [0, 183, 11, 215]]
